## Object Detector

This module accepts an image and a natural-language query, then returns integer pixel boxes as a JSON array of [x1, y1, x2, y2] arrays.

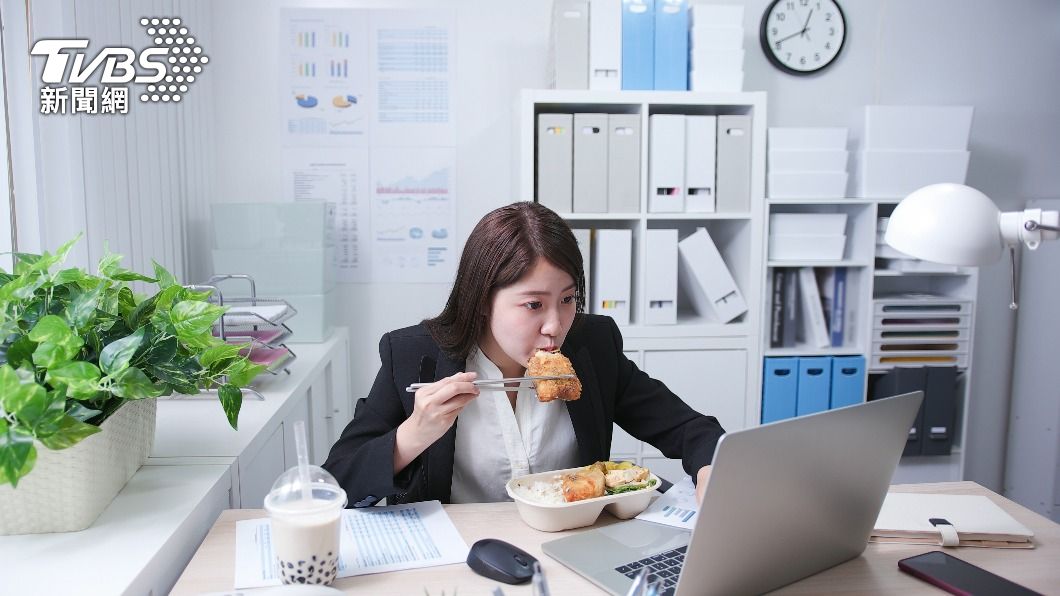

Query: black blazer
[[322, 314, 726, 507]]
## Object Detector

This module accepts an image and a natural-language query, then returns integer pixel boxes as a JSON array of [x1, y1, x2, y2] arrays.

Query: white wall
[[205, 0, 1060, 493], [12, 0, 217, 284]]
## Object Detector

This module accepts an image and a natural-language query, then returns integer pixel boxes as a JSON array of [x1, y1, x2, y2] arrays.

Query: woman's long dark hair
[[424, 201, 586, 361]]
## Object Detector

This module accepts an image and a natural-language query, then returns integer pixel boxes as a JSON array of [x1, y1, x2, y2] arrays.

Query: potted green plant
[[0, 236, 264, 533]]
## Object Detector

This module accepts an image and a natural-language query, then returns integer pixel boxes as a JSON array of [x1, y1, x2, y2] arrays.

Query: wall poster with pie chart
[[279, 8, 456, 283]]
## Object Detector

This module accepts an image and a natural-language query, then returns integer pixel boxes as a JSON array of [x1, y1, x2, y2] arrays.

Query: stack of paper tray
[[871, 296, 972, 369], [193, 274, 300, 378]]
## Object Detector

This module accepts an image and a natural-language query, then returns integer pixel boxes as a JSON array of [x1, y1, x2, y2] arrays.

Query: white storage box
[[284, 290, 336, 343], [212, 201, 334, 249], [690, 3, 744, 27], [767, 171, 848, 198], [769, 234, 847, 261], [770, 212, 848, 236], [768, 149, 848, 172], [768, 127, 848, 150], [505, 467, 661, 532], [864, 105, 973, 150], [690, 48, 744, 72], [690, 26, 743, 50], [854, 150, 969, 198], [212, 247, 336, 295], [690, 69, 743, 92]]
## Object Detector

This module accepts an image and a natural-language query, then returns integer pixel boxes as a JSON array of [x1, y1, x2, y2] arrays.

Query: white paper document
[[234, 500, 469, 589], [635, 475, 699, 530]]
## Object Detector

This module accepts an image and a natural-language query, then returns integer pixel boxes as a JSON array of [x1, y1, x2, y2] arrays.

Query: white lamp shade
[[884, 183, 1004, 266]]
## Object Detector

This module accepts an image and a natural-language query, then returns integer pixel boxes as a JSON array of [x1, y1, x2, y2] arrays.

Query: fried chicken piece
[[604, 466, 649, 488], [561, 466, 605, 502], [527, 349, 582, 402]]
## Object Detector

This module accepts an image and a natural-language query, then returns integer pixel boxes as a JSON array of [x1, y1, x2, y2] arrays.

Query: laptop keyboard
[[614, 545, 686, 596]]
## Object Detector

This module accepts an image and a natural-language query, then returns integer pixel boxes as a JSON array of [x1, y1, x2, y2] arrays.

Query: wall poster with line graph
[[280, 8, 456, 283], [370, 147, 455, 283]]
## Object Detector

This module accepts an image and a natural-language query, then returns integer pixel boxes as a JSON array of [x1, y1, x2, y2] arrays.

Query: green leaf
[[127, 292, 159, 330], [148, 359, 201, 395], [152, 260, 178, 289], [0, 271, 46, 301], [199, 342, 242, 370], [109, 366, 164, 399], [98, 327, 146, 375], [170, 300, 226, 343], [218, 383, 242, 430], [66, 403, 102, 422], [45, 361, 102, 399], [12, 252, 42, 274], [225, 359, 266, 388], [4, 336, 36, 368], [117, 286, 136, 319], [0, 364, 20, 408], [151, 284, 184, 313], [64, 284, 104, 328], [37, 415, 101, 450], [52, 267, 86, 285], [29, 315, 84, 368], [6, 381, 60, 431], [142, 334, 177, 365], [98, 247, 156, 283], [0, 421, 37, 488]]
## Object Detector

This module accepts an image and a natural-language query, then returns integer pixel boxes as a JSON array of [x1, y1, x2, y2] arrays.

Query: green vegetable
[[605, 478, 658, 495]]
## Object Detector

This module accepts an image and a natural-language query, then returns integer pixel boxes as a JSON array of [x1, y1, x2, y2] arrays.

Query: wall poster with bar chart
[[280, 8, 456, 283]]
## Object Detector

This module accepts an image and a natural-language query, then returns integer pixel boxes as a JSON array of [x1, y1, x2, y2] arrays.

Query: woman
[[323, 201, 725, 507]]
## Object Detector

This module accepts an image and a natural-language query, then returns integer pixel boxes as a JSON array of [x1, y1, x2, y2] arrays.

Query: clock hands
[[774, 29, 804, 45], [775, 8, 815, 47], [800, 9, 814, 37]]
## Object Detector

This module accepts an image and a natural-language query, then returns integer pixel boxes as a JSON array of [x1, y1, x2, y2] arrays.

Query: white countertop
[[152, 330, 346, 459], [0, 464, 231, 596]]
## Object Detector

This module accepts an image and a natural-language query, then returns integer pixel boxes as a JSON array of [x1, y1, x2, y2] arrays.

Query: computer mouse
[[466, 538, 538, 585]]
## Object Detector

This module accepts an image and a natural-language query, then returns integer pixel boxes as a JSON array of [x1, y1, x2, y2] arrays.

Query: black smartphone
[[898, 551, 1042, 596]]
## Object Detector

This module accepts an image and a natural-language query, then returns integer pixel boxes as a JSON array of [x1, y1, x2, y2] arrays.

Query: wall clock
[[760, 0, 846, 75]]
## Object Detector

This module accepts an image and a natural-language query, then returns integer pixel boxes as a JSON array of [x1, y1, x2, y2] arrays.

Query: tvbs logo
[[32, 39, 168, 84], [32, 17, 208, 114]]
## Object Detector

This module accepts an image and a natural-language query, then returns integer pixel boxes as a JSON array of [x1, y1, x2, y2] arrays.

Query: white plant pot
[[0, 398, 156, 535]]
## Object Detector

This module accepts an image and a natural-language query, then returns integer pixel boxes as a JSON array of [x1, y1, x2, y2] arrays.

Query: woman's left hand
[[695, 465, 712, 504]]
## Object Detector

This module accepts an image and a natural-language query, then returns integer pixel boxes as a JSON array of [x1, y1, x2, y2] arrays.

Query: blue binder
[[762, 357, 798, 423], [653, 0, 688, 90], [621, 0, 654, 90], [796, 357, 831, 416], [829, 355, 866, 409]]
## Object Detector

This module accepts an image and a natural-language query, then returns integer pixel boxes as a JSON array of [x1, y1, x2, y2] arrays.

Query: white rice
[[523, 477, 565, 504]]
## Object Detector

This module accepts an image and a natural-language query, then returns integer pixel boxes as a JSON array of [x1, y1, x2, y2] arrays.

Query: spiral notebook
[[871, 492, 1035, 549]]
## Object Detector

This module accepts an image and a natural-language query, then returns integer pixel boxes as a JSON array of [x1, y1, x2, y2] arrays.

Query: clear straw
[[294, 420, 312, 502]]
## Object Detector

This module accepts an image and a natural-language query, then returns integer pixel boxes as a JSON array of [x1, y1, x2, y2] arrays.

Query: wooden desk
[[171, 482, 1060, 595]]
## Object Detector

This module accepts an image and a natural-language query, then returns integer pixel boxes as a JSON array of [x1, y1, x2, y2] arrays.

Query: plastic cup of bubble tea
[[264, 464, 347, 585]]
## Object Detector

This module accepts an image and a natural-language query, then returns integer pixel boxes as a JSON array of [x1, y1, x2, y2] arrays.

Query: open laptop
[[543, 391, 923, 596]]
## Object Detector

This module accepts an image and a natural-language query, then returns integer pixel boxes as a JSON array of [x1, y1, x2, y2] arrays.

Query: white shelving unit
[[517, 89, 767, 482], [760, 197, 979, 483]]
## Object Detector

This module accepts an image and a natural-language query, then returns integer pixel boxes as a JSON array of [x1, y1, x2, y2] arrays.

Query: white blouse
[[449, 347, 580, 503]]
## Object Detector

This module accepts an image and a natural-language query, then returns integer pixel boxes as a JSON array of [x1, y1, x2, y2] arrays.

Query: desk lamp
[[884, 183, 1060, 309]]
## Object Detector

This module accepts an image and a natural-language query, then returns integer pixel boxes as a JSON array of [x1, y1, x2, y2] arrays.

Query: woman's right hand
[[408, 371, 480, 444], [394, 372, 479, 472]]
